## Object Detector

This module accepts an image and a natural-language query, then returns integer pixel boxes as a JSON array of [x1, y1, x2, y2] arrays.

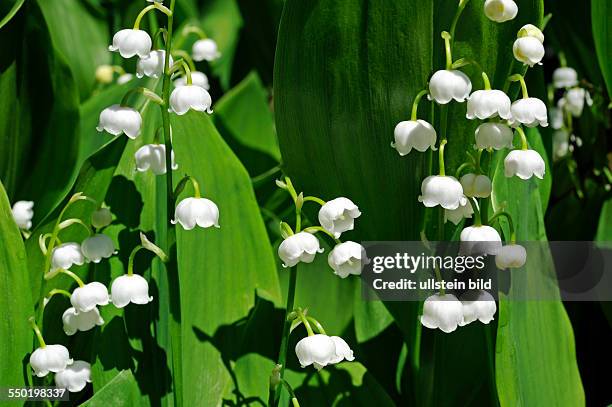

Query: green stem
[[469, 198, 482, 226], [481, 72, 491, 90], [57, 269, 85, 287], [58, 218, 92, 236], [301, 226, 340, 244], [172, 50, 196, 72], [120, 87, 163, 107], [45, 289, 71, 301], [516, 127, 529, 150], [449, 0, 471, 43], [433, 266, 445, 296], [306, 316, 327, 335], [410, 89, 429, 121], [29, 317, 46, 348], [302, 196, 326, 206], [127, 245, 144, 276], [488, 211, 516, 243], [189, 176, 201, 198], [296, 309, 315, 336], [438, 139, 448, 176], [455, 162, 475, 178], [559, 51, 567, 68], [441, 31, 453, 70], [508, 74, 529, 99], [133, 3, 172, 30]]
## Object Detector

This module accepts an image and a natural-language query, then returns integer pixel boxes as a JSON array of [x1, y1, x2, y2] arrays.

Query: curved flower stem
[[302, 196, 326, 206], [153, 28, 168, 49], [172, 25, 207, 50], [29, 317, 46, 348], [515, 127, 529, 150], [508, 74, 529, 99], [454, 162, 475, 178], [58, 218, 93, 236], [178, 60, 193, 85], [296, 309, 315, 336], [469, 197, 482, 226], [433, 265, 445, 296], [449, 0, 471, 44], [172, 50, 196, 72], [441, 31, 453, 70], [475, 149, 484, 173], [127, 245, 144, 276], [280, 379, 301, 407], [133, 3, 172, 30], [56, 269, 85, 287], [410, 89, 429, 121], [438, 139, 448, 176], [43, 289, 72, 311], [481, 72, 492, 91], [301, 226, 341, 245], [306, 316, 327, 335], [488, 211, 516, 243], [120, 87, 163, 107]]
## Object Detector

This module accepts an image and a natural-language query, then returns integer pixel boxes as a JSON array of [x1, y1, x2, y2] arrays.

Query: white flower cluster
[[420, 290, 497, 333]]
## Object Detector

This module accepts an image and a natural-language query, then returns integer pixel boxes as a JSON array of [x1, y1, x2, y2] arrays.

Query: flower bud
[[513, 37, 545, 67], [30, 344, 73, 377], [553, 67, 578, 89], [62, 307, 104, 335], [91, 208, 112, 229], [54, 361, 91, 393], [495, 244, 527, 270], [504, 149, 545, 180], [392, 120, 437, 155], [172, 197, 220, 230], [97, 105, 142, 139], [418, 175, 466, 210], [420, 294, 464, 333], [135, 144, 178, 175], [110, 274, 153, 308], [192, 39, 221, 62], [108, 29, 152, 58], [95, 65, 114, 84], [466, 90, 511, 120], [517, 24, 544, 43], [475, 123, 514, 150], [169, 85, 213, 115], [444, 199, 473, 225], [71, 282, 110, 313], [460, 225, 502, 255], [174, 71, 210, 90], [11, 200, 34, 230], [483, 0, 518, 23], [318, 197, 361, 238], [460, 174, 492, 198], [81, 234, 116, 263], [137, 50, 172, 79], [295, 334, 337, 370], [510, 98, 548, 128], [459, 290, 497, 325], [51, 243, 85, 271], [328, 241, 367, 278], [428, 70, 472, 104], [278, 232, 323, 267]]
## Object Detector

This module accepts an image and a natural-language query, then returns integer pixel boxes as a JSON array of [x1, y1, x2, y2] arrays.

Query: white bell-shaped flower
[[459, 290, 497, 325], [97, 105, 142, 139], [392, 120, 437, 155], [328, 241, 366, 278], [62, 307, 104, 335], [444, 198, 473, 225], [420, 293, 464, 333], [91, 208, 112, 229], [30, 344, 73, 377], [495, 244, 527, 270], [318, 197, 361, 238], [295, 334, 337, 370], [561, 88, 592, 117], [513, 37, 545, 67], [466, 90, 511, 120], [81, 234, 116, 263], [553, 129, 570, 161], [172, 197, 220, 230], [51, 243, 85, 272], [192, 38, 221, 62], [509, 98, 548, 127], [54, 361, 91, 393], [136, 50, 172, 79], [174, 71, 210, 90], [418, 175, 466, 210], [460, 225, 502, 255], [328, 336, 355, 364], [460, 174, 492, 198], [483, 0, 518, 22], [70, 282, 110, 313], [11, 200, 34, 230], [518, 24, 544, 43], [475, 123, 514, 150], [278, 232, 323, 267], [504, 149, 545, 180], [135, 144, 178, 175], [108, 29, 152, 58], [169, 85, 213, 115], [110, 274, 153, 308], [550, 106, 564, 130], [117, 73, 134, 85], [553, 67, 578, 89], [428, 70, 472, 104]]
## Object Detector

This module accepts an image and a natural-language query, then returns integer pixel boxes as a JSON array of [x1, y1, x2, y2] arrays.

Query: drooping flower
[[420, 293, 464, 333], [466, 89, 512, 120], [560, 87, 592, 117], [392, 120, 437, 155], [91, 208, 112, 229], [428, 70, 472, 104], [11, 200, 34, 230], [110, 274, 153, 308], [54, 361, 92, 393], [169, 85, 213, 115], [108, 29, 152, 58], [328, 336, 355, 364], [62, 307, 104, 335], [328, 241, 367, 278], [460, 174, 492, 198], [51, 243, 85, 271], [70, 282, 110, 313], [192, 38, 221, 62], [81, 234, 116, 263], [295, 334, 337, 370], [495, 244, 527, 270], [174, 71, 210, 90], [418, 175, 466, 210], [97, 105, 142, 139], [459, 290, 497, 325], [137, 50, 172, 79], [460, 225, 502, 255], [475, 123, 514, 150], [504, 149, 545, 180], [172, 197, 220, 230], [278, 232, 323, 267], [30, 344, 73, 377], [513, 36, 545, 67], [444, 198, 473, 225], [550, 105, 564, 130], [483, 0, 518, 22], [552, 129, 570, 161], [135, 144, 178, 175], [318, 197, 361, 238], [553, 67, 578, 89], [509, 98, 548, 127]]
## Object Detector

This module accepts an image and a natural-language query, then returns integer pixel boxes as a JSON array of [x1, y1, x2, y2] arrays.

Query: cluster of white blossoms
[[420, 290, 497, 333]]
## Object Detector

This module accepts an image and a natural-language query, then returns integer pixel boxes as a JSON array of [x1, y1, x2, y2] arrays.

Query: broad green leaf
[[595, 198, 612, 243], [0, 180, 34, 388], [81, 370, 142, 407], [592, 0, 612, 97]]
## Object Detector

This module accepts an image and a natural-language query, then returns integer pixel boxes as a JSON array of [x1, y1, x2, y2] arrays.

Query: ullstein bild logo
[[360, 241, 612, 302]]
